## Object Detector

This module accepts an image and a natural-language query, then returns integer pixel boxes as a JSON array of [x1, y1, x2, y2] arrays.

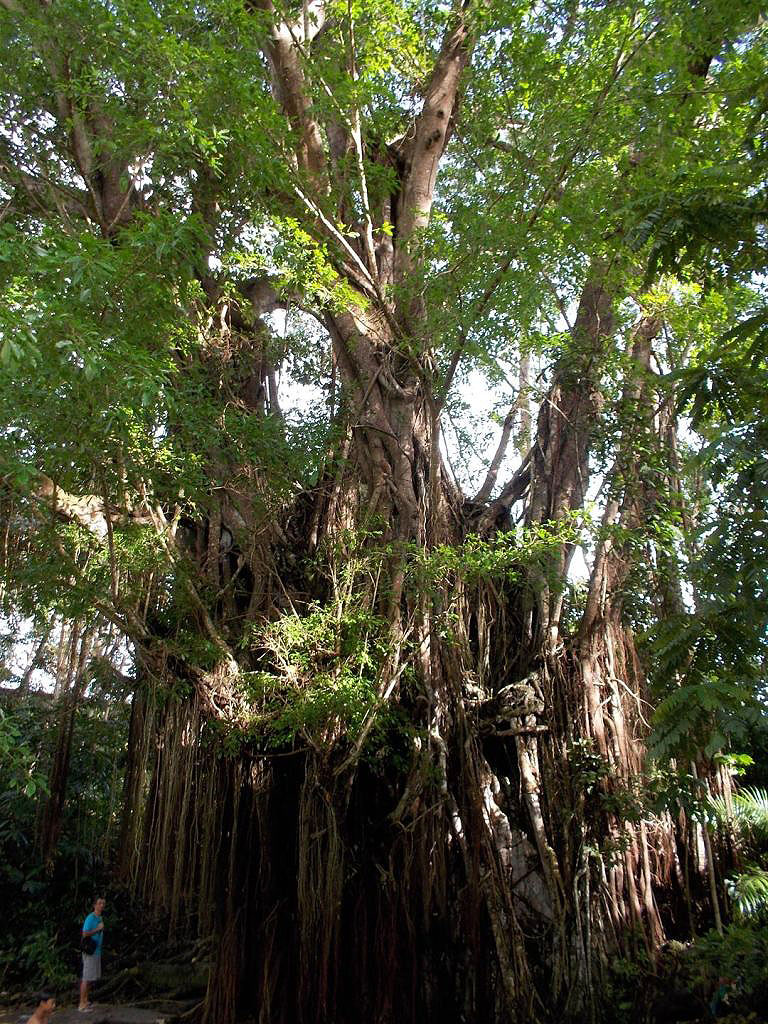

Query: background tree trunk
[[39, 621, 94, 867]]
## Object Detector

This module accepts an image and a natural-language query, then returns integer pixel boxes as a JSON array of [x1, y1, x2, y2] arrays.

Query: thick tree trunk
[[118, 273, 729, 1024], [126, 383, 712, 1024]]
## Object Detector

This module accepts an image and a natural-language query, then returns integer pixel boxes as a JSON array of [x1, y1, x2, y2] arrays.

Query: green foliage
[[0, 705, 49, 798], [10, 928, 72, 991], [713, 788, 768, 919], [649, 664, 762, 762], [567, 738, 611, 795], [273, 218, 361, 311], [242, 602, 390, 749], [630, 185, 768, 288], [624, 7, 768, 769], [643, 765, 713, 822], [727, 868, 768, 919], [646, 402, 768, 761], [407, 513, 587, 590], [566, 743, 715, 857], [607, 923, 768, 1024], [603, 946, 658, 1024], [730, 788, 768, 838], [686, 923, 768, 1017]]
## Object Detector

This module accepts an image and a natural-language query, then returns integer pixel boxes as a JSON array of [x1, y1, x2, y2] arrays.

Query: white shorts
[[82, 953, 102, 982]]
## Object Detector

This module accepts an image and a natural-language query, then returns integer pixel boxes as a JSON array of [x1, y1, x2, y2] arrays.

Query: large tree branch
[[31, 474, 152, 538], [254, 0, 328, 182], [276, 5, 380, 278], [27, 475, 245, 717], [14, 5, 139, 235], [253, 4, 392, 301], [476, 450, 532, 532], [473, 404, 518, 505], [346, 16, 378, 276], [393, 2, 473, 280]]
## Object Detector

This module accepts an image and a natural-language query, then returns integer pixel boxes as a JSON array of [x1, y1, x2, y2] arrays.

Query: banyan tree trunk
[[123, 326, 723, 1023]]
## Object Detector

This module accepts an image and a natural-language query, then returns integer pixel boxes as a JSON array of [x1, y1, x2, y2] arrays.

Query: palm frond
[[732, 788, 768, 838], [727, 867, 768, 917]]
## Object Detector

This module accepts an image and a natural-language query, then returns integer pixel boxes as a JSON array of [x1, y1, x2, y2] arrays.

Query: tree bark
[[39, 622, 94, 867]]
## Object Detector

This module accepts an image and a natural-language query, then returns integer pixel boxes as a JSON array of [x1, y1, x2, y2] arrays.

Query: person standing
[[79, 896, 105, 1012]]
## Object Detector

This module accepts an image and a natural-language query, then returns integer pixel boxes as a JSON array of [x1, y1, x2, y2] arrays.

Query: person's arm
[[82, 915, 104, 937]]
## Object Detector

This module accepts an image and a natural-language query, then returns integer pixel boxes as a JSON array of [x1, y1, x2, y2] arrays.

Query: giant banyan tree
[[1, 0, 766, 1021]]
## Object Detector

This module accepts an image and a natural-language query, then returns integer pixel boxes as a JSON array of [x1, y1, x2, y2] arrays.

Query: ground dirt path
[[0, 1006, 167, 1024]]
